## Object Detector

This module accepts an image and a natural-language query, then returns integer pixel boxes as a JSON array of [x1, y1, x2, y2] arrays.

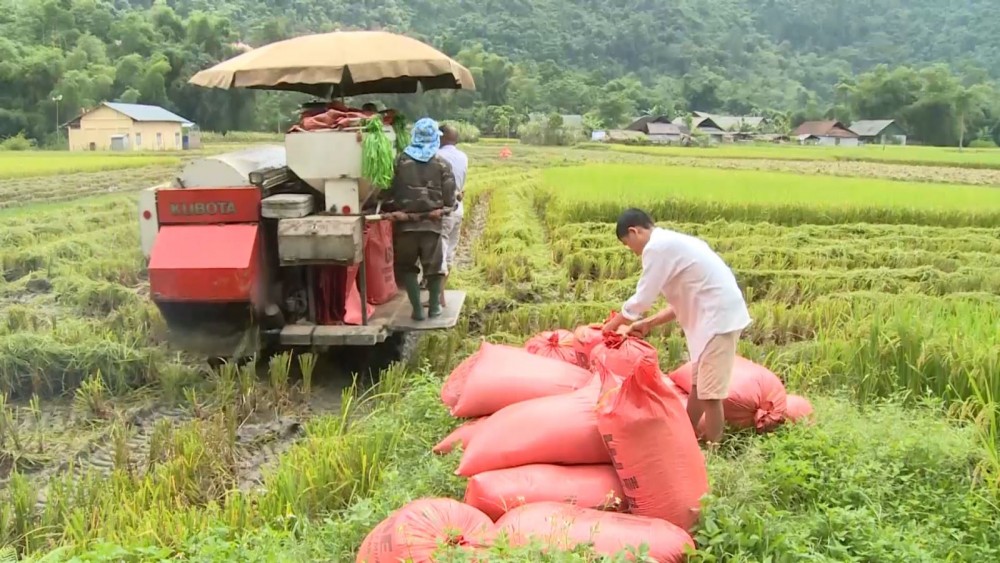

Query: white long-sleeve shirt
[[436, 145, 468, 217], [622, 227, 751, 363]]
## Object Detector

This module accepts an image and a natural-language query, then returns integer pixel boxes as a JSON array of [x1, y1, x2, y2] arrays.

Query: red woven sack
[[343, 264, 375, 325], [597, 355, 708, 531], [433, 417, 487, 455], [441, 343, 594, 418], [573, 312, 616, 364], [666, 355, 788, 433], [456, 383, 608, 476], [464, 464, 623, 521], [590, 332, 658, 378], [784, 394, 814, 424], [525, 329, 584, 367], [355, 498, 493, 562], [363, 221, 397, 305], [496, 501, 694, 563]]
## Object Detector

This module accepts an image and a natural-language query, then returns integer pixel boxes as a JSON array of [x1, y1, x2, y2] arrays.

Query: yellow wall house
[[65, 102, 198, 152]]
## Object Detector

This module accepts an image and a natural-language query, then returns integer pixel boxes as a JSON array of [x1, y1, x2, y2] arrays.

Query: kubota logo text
[[169, 202, 237, 215]]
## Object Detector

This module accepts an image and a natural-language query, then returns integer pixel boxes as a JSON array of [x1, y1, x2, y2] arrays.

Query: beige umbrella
[[189, 30, 476, 97]]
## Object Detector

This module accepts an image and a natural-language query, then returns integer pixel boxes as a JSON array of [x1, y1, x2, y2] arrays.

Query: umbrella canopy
[[189, 30, 476, 97]]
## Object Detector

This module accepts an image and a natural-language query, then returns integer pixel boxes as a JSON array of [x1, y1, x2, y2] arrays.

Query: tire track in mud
[[26, 386, 349, 510]]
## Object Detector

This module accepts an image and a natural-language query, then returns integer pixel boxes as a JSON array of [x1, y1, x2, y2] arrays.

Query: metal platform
[[278, 290, 465, 346]]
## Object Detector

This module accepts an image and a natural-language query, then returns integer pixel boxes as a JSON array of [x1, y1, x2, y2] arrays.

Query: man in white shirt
[[433, 124, 468, 307], [603, 208, 751, 445]]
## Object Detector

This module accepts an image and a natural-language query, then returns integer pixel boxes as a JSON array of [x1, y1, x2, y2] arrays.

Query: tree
[[954, 85, 990, 150]]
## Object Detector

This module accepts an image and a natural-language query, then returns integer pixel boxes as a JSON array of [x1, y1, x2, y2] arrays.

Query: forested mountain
[[2, 0, 999, 145]]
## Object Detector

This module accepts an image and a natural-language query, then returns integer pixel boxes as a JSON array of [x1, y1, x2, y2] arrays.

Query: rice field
[[0, 144, 998, 560], [594, 141, 1000, 169], [0, 153, 181, 179]]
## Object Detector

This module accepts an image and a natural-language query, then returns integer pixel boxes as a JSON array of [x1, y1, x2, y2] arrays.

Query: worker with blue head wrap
[[383, 117, 457, 320]]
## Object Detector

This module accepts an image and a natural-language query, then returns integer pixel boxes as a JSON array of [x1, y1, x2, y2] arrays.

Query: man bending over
[[603, 208, 751, 445]]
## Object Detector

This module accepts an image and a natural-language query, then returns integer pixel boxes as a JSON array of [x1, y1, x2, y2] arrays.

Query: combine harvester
[[136, 31, 476, 366]]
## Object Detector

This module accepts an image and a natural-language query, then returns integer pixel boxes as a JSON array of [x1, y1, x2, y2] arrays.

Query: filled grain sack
[[783, 394, 815, 424], [598, 356, 708, 531], [589, 332, 658, 378], [496, 501, 694, 563], [464, 464, 623, 521], [441, 342, 593, 418], [667, 355, 788, 433], [356, 498, 493, 562], [525, 329, 585, 367], [456, 383, 607, 476], [433, 417, 488, 455]]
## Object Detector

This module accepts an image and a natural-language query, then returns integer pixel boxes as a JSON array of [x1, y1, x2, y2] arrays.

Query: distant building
[[624, 116, 690, 143], [693, 111, 767, 132], [672, 115, 727, 143], [604, 130, 646, 143], [64, 102, 199, 151], [793, 121, 859, 147], [849, 120, 907, 146]]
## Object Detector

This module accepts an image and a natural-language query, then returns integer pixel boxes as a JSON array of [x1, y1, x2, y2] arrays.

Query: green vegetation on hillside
[[2, 1, 1000, 146]]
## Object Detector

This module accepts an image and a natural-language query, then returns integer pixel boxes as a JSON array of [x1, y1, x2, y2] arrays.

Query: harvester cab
[[138, 132, 466, 360]]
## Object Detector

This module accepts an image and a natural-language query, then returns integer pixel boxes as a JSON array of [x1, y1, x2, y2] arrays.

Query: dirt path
[[453, 189, 491, 271]]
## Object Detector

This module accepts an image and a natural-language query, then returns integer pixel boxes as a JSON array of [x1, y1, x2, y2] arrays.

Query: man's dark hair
[[616, 208, 655, 239]]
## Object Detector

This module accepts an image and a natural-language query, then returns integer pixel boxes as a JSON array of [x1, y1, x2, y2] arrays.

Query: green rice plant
[[0, 392, 23, 455], [209, 361, 239, 412], [110, 416, 132, 475], [73, 371, 109, 421], [268, 352, 292, 409], [27, 394, 41, 454], [297, 352, 317, 397], [237, 360, 258, 417]]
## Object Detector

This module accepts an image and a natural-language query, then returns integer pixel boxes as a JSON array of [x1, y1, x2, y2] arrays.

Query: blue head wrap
[[404, 117, 441, 162]]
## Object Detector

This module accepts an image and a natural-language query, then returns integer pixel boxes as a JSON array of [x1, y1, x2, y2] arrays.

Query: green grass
[[0, 152, 180, 179], [544, 164, 1000, 226], [593, 141, 1000, 169]]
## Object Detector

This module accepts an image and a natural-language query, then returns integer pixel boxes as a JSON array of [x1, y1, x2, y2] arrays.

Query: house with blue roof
[[65, 102, 200, 151]]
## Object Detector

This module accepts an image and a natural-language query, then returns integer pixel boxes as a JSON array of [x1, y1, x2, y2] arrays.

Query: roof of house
[[66, 102, 192, 128], [646, 122, 687, 135], [625, 115, 672, 131], [793, 120, 857, 138], [849, 120, 901, 137], [694, 111, 766, 131], [672, 115, 725, 131], [103, 102, 191, 124]]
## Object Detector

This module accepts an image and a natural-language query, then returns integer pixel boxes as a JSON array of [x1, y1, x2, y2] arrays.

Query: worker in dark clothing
[[384, 117, 456, 321]]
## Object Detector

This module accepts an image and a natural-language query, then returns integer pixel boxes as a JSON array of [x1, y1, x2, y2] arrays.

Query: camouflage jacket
[[384, 153, 457, 233]]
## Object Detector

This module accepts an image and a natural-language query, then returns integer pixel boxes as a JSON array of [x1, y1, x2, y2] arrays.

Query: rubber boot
[[426, 275, 444, 318], [402, 273, 425, 321]]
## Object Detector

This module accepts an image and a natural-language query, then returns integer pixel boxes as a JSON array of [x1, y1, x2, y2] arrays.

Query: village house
[[65, 102, 199, 152], [671, 114, 727, 143], [793, 121, 860, 147], [624, 115, 690, 143], [693, 111, 768, 132], [849, 120, 907, 145]]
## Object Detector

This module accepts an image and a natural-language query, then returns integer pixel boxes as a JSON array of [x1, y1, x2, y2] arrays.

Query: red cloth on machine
[[315, 265, 374, 326], [288, 107, 397, 133]]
